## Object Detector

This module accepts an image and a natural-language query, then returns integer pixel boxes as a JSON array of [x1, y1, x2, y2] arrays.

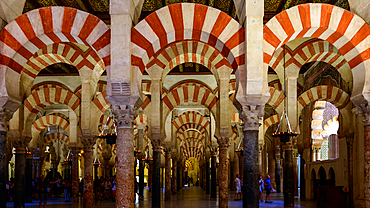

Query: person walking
[[259, 175, 264, 202], [37, 175, 49, 208], [264, 174, 272, 203], [234, 174, 241, 201]]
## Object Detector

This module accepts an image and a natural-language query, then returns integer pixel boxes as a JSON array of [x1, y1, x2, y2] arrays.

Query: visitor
[[62, 179, 70, 201], [37, 175, 49, 208], [111, 177, 116, 202], [104, 177, 112, 200], [234, 174, 241, 201], [264, 174, 272, 203], [259, 175, 264, 202]]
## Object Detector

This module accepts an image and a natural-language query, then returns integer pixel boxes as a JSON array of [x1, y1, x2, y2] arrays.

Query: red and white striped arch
[[98, 114, 115, 133], [297, 85, 350, 116], [134, 114, 149, 127], [263, 114, 280, 133], [32, 115, 69, 140], [231, 112, 242, 123], [131, 3, 245, 73], [172, 111, 210, 131], [24, 85, 80, 137], [267, 87, 285, 114], [163, 83, 218, 118], [0, 7, 110, 103], [43, 133, 69, 145], [270, 40, 351, 82], [92, 92, 110, 113], [177, 130, 205, 143], [264, 3, 370, 105], [21, 42, 106, 96], [177, 123, 207, 135], [48, 112, 69, 121], [146, 40, 233, 78], [181, 138, 203, 159]]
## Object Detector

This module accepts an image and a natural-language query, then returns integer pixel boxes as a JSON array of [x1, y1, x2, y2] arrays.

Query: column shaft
[[177, 163, 181, 191], [206, 160, 210, 194], [139, 159, 144, 197], [219, 147, 228, 207], [210, 155, 217, 199], [152, 150, 161, 208], [165, 151, 171, 200], [243, 130, 259, 208], [116, 127, 135, 208], [268, 151, 276, 189], [83, 147, 94, 208], [172, 157, 177, 194], [72, 149, 79, 203], [14, 151, 26, 208], [365, 124, 370, 207], [283, 144, 294, 207], [0, 132, 6, 208], [25, 154, 33, 203]]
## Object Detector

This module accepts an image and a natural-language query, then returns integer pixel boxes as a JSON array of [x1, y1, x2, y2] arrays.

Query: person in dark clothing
[[37, 175, 49, 208]]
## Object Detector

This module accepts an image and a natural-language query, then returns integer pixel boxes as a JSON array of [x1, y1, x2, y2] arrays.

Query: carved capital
[[13, 141, 26, 153], [0, 109, 12, 133], [282, 141, 293, 151], [217, 137, 229, 149], [81, 136, 97, 150], [210, 145, 218, 156], [69, 146, 82, 155], [151, 139, 162, 152], [239, 105, 264, 130], [113, 105, 136, 129]]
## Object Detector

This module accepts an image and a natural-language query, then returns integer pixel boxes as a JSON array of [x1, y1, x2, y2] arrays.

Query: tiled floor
[[6, 186, 317, 207]]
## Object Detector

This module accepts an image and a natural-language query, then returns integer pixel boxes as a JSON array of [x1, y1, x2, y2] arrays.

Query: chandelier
[[272, 45, 298, 143], [98, 111, 117, 145]]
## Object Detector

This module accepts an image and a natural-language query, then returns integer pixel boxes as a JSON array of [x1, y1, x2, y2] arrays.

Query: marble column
[[115, 107, 136, 208], [148, 160, 153, 192], [218, 137, 229, 208], [205, 152, 210, 194], [346, 135, 354, 207], [177, 162, 181, 191], [364, 113, 370, 207], [82, 139, 95, 208], [172, 152, 177, 194], [138, 156, 144, 198], [25, 153, 33, 203], [293, 150, 299, 196], [262, 145, 267, 176], [71, 147, 80, 203], [164, 144, 172, 200], [283, 141, 294, 207], [210, 150, 217, 200], [239, 105, 264, 208], [14, 142, 26, 208], [268, 150, 276, 189], [276, 144, 282, 193], [152, 136, 162, 208], [203, 160, 206, 190], [0, 131, 7, 208]]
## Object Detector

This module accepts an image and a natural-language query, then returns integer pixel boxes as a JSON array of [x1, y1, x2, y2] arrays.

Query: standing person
[[264, 174, 272, 203], [259, 175, 264, 202], [234, 174, 241, 201], [37, 175, 49, 208], [111, 177, 116, 202], [104, 178, 112, 200], [62, 179, 70, 202]]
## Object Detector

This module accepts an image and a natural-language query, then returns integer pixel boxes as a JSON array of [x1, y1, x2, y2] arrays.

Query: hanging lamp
[[272, 44, 298, 143]]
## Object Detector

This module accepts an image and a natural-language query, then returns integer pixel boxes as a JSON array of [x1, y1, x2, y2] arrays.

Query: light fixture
[[272, 44, 298, 143], [98, 111, 117, 145]]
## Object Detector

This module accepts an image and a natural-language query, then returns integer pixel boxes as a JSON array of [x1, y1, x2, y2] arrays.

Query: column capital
[[217, 137, 229, 149], [163, 142, 173, 153], [80, 135, 97, 150], [13, 140, 26, 153], [151, 134, 164, 151], [239, 105, 264, 130], [210, 145, 218, 157], [113, 105, 136, 129], [282, 141, 294, 151], [0, 109, 12, 133]]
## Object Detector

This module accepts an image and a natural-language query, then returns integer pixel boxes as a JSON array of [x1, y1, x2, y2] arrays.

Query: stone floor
[[6, 186, 317, 207]]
